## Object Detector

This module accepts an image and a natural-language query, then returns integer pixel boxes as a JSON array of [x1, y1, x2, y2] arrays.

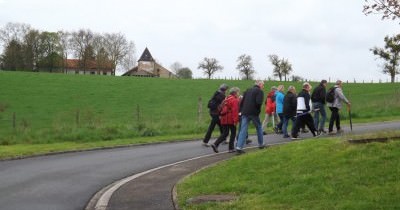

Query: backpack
[[326, 87, 337, 103], [207, 92, 219, 110]]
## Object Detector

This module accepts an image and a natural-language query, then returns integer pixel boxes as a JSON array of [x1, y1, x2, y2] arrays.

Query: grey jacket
[[327, 85, 349, 109]]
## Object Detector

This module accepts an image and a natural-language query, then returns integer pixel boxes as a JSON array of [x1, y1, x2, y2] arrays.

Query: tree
[[363, 0, 400, 21], [236, 54, 255, 80], [1, 39, 24, 70], [371, 34, 400, 83], [280, 58, 293, 81], [176, 67, 193, 79], [37, 32, 63, 72], [198, 57, 223, 79], [170, 61, 183, 75], [57, 31, 71, 73], [268, 54, 282, 81], [70, 29, 94, 74], [104, 32, 132, 75], [0, 22, 31, 47]]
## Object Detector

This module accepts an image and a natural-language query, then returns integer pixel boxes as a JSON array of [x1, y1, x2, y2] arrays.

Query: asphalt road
[[0, 121, 398, 210]]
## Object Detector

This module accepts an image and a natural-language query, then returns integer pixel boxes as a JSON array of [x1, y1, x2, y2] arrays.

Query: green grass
[[177, 133, 400, 210], [0, 71, 399, 158]]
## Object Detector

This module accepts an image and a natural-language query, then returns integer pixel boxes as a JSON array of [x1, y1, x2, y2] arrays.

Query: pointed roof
[[138, 47, 154, 62]]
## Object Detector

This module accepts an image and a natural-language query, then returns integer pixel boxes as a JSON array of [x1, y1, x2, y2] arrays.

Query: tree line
[[0, 22, 135, 75]]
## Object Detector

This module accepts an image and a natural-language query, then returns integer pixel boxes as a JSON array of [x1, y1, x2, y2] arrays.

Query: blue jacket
[[275, 91, 285, 114]]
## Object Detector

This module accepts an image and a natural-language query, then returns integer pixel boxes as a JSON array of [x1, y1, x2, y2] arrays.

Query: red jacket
[[265, 90, 276, 114], [219, 95, 240, 125]]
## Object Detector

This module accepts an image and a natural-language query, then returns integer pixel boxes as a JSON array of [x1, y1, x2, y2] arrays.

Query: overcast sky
[[0, 0, 399, 82]]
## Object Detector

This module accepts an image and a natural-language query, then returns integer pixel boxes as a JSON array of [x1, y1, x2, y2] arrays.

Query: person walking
[[211, 87, 240, 153], [327, 80, 351, 135], [291, 82, 318, 139], [311, 80, 328, 134], [282, 86, 297, 138], [262, 86, 278, 135], [236, 80, 265, 154], [202, 84, 228, 146], [274, 85, 285, 134]]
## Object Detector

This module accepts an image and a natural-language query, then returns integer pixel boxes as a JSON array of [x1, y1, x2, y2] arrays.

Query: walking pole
[[348, 106, 353, 131], [272, 113, 275, 128]]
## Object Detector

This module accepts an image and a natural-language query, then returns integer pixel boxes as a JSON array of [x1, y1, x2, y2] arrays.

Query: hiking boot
[[301, 128, 309, 133], [211, 144, 219, 153], [319, 129, 327, 134], [291, 136, 302, 140], [228, 149, 236, 153], [283, 134, 290, 138], [258, 145, 266, 149], [236, 149, 245, 155], [328, 131, 336, 135], [246, 139, 252, 144], [263, 131, 267, 135], [202, 142, 211, 147]]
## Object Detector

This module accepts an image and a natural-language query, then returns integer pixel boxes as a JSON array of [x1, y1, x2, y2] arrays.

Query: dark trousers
[[276, 113, 284, 130], [214, 124, 236, 150], [329, 107, 340, 132], [291, 113, 316, 138], [203, 114, 223, 143]]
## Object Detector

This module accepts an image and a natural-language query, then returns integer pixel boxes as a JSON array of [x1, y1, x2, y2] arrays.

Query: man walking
[[291, 82, 318, 139], [327, 80, 351, 135], [202, 84, 228, 146], [236, 80, 265, 154], [311, 80, 328, 134]]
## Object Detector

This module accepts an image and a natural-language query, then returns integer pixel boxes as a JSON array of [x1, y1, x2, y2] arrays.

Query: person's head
[[320, 79, 327, 87], [271, 86, 277, 91], [219, 83, 229, 92], [277, 85, 284, 92], [255, 80, 264, 89], [229, 87, 240, 96], [336, 80, 343, 87], [303, 82, 312, 92], [288, 85, 296, 93]]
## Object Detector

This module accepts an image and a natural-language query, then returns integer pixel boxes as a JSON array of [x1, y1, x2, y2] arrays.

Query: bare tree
[[236, 54, 255, 80], [197, 57, 223, 79], [57, 31, 71, 73], [104, 33, 132, 75], [268, 54, 283, 81], [70, 29, 94, 74], [170, 61, 183, 75], [119, 41, 136, 75], [363, 0, 400, 21], [0, 22, 31, 46], [280, 58, 293, 81], [371, 34, 400, 83]]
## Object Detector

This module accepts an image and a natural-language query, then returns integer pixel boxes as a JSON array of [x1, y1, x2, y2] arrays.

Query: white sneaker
[[202, 142, 211, 147]]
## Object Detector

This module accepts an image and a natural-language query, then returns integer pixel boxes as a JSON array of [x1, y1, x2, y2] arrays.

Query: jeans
[[236, 115, 264, 150], [276, 113, 284, 130], [313, 102, 326, 131], [282, 116, 296, 136], [329, 107, 340, 132], [203, 114, 223, 143]]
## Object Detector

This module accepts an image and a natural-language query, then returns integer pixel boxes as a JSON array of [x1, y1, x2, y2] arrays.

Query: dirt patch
[[186, 194, 238, 205], [348, 136, 400, 144]]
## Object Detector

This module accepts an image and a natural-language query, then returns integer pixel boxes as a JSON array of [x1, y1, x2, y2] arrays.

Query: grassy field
[[177, 132, 400, 210], [0, 71, 399, 158]]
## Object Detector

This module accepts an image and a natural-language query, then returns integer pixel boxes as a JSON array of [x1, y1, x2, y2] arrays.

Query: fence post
[[198, 96, 203, 123]]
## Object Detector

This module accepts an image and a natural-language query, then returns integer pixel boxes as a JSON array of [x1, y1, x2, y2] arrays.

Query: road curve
[[0, 121, 398, 210]]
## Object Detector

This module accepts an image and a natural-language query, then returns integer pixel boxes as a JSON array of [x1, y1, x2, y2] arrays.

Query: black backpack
[[326, 87, 337, 103]]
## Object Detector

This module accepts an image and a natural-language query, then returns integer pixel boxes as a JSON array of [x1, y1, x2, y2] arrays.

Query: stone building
[[122, 48, 175, 78]]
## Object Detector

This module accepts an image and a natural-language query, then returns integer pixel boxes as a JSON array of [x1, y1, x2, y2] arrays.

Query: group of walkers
[[202, 80, 351, 155]]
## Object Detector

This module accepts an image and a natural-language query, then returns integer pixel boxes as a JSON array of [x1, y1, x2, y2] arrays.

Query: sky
[[0, 0, 399, 82]]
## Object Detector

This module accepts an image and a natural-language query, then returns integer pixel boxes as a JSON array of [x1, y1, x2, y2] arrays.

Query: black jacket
[[209, 90, 226, 115], [283, 91, 297, 117], [311, 84, 326, 104], [240, 85, 264, 116]]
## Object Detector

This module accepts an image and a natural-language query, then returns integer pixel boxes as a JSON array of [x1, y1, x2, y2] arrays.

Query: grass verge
[[177, 132, 400, 210]]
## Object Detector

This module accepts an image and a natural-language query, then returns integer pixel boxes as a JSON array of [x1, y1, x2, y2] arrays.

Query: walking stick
[[349, 109, 353, 131], [272, 113, 275, 128]]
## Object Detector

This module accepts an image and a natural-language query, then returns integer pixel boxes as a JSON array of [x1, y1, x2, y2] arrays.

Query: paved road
[[0, 121, 398, 210]]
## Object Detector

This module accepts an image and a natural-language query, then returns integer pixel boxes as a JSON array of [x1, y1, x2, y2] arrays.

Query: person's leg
[[277, 113, 284, 131], [228, 125, 236, 151], [254, 116, 264, 146], [304, 114, 317, 136], [291, 114, 301, 138], [203, 114, 219, 143], [319, 104, 327, 131], [313, 102, 320, 130], [214, 125, 229, 147], [333, 108, 341, 131], [282, 116, 289, 137], [262, 114, 270, 131], [236, 115, 249, 150], [328, 107, 335, 133]]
